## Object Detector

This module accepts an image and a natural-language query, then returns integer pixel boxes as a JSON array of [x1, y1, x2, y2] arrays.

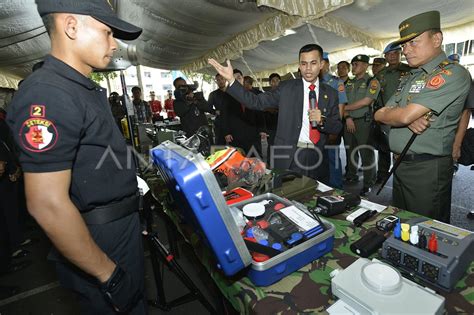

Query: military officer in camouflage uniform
[[375, 11, 470, 223], [343, 54, 380, 196], [374, 44, 412, 182]]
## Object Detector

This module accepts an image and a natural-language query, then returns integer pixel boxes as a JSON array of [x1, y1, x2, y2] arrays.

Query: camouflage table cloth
[[148, 178, 474, 314]]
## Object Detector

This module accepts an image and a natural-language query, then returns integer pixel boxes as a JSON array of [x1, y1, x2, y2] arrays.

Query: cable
[[306, 22, 320, 45], [0, 25, 45, 40], [240, 55, 264, 92], [0, 31, 47, 50]]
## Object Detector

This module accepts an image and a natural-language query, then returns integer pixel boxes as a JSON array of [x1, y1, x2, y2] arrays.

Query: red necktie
[[309, 84, 320, 144]]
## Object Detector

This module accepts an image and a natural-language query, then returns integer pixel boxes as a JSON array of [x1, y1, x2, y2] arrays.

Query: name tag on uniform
[[408, 80, 425, 93]]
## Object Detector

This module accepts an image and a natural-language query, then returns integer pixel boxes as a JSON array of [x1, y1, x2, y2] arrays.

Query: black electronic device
[[266, 213, 300, 246], [350, 230, 386, 258], [353, 210, 377, 227], [376, 215, 398, 232], [316, 193, 361, 217]]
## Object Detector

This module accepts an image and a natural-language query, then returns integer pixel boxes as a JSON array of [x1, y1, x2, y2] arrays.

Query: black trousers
[[53, 212, 147, 315], [0, 178, 23, 259], [0, 195, 11, 271], [289, 146, 329, 184]]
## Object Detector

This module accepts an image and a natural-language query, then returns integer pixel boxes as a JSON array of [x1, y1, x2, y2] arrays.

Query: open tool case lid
[[151, 141, 252, 276]]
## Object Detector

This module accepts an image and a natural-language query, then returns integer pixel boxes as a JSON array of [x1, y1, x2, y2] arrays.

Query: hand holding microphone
[[309, 90, 325, 128], [309, 90, 318, 128], [308, 108, 322, 125]]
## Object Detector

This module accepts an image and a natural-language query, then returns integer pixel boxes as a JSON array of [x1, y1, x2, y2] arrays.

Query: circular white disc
[[361, 261, 402, 295], [242, 203, 265, 218]]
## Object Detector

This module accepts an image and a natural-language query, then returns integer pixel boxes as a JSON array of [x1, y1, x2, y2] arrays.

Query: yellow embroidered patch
[[370, 80, 379, 90]]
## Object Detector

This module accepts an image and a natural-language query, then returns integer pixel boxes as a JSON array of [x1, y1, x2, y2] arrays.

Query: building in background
[[105, 66, 173, 104], [103, 66, 216, 105], [442, 38, 474, 77]]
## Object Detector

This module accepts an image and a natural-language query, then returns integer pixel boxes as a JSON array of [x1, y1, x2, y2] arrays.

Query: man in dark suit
[[221, 70, 260, 154], [208, 44, 342, 183]]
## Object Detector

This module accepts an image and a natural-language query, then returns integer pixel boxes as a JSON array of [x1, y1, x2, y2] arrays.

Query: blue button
[[272, 243, 282, 251]]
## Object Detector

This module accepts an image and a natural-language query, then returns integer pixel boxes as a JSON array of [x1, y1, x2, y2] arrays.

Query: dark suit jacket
[[174, 93, 214, 137], [226, 79, 342, 169]]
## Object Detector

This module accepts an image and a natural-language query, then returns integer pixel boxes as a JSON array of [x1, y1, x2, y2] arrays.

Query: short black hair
[[337, 61, 350, 68], [173, 77, 186, 88], [131, 86, 141, 93], [298, 44, 323, 60], [41, 14, 55, 36], [233, 69, 243, 76], [269, 73, 281, 81], [215, 73, 222, 78]]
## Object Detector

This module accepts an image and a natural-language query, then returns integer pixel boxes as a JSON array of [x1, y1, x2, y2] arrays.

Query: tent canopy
[[0, 0, 473, 87]]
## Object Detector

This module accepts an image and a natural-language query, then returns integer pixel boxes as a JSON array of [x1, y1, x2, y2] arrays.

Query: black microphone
[[309, 90, 317, 128]]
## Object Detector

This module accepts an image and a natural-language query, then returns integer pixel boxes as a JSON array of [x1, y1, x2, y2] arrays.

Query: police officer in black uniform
[[7, 1, 146, 314]]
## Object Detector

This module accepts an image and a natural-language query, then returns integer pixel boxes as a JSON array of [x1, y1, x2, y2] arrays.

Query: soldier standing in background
[[371, 58, 386, 76], [343, 54, 380, 196]]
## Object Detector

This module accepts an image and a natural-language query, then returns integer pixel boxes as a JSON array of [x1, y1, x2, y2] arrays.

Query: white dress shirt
[[298, 78, 319, 144]]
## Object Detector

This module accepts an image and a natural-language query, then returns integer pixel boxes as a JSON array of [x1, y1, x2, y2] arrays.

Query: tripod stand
[[143, 197, 218, 314], [147, 233, 217, 313]]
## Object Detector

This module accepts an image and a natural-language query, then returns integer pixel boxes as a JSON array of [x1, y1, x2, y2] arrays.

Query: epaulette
[[434, 59, 453, 76]]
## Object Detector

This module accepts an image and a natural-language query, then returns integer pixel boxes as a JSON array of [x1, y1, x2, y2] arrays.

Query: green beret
[[351, 54, 369, 64], [392, 11, 440, 47]]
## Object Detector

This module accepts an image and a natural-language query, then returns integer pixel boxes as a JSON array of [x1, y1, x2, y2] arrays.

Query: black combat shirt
[[7, 55, 137, 212]]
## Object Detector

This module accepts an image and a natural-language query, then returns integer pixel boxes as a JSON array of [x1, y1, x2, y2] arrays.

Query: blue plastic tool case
[[151, 141, 335, 286]]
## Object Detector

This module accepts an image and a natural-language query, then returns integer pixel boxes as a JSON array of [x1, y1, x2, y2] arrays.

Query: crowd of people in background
[[103, 46, 473, 199]]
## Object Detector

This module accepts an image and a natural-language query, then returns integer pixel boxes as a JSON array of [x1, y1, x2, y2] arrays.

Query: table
[[148, 177, 474, 314]]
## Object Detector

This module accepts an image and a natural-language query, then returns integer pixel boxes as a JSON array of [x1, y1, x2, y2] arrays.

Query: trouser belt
[[297, 141, 316, 149], [81, 194, 139, 225], [394, 153, 447, 162]]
